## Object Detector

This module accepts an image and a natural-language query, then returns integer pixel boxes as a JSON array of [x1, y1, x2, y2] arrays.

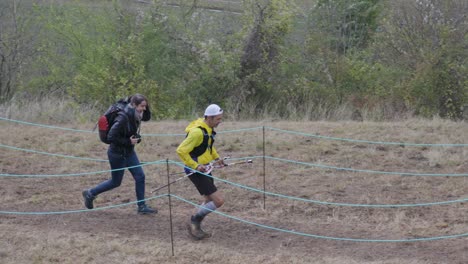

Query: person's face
[[135, 100, 147, 113], [206, 114, 223, 128]]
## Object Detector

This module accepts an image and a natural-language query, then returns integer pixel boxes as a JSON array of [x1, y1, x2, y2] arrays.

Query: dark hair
[[130, 94, 151, 121], [130, 94, 148, 107]]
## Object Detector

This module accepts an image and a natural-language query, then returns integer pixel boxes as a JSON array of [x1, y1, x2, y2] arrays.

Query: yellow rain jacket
[[176, 118, 220, 169]]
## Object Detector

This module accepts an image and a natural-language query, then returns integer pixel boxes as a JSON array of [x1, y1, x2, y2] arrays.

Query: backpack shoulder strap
[[189, 126, 214, 158]]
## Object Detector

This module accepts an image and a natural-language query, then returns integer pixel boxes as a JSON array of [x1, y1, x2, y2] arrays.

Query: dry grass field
[[0, 117, 467, 263]]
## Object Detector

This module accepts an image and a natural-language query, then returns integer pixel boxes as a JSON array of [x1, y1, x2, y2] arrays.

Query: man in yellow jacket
[[176, 104, 226, 240]]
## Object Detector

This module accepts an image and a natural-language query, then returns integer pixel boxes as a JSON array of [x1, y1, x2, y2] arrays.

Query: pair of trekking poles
[[151, 158, 253, 193]]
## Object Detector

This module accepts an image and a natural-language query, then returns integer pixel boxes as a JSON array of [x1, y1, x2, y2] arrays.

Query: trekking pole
[[228, 159, 253, 166], [151, 171, 195, 193], [215, 159, 253, 168]]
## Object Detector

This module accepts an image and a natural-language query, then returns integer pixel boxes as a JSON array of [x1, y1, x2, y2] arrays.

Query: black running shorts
[[188, 172, 217, 196]]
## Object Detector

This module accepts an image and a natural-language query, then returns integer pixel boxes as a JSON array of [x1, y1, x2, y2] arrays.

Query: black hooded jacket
[[107, 105, 142, 155]]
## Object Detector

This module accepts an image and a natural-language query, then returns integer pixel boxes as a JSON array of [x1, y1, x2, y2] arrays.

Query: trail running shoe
[[188, 216, 211, 240], [137, 204, 158, 215], [82, 189, 96, 209]]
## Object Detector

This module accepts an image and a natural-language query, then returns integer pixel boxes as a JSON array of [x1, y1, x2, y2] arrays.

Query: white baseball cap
[[204, 104, 223, 116]]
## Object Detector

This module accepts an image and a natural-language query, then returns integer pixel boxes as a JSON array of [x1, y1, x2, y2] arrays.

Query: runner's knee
[[214, 197, 224, 208]]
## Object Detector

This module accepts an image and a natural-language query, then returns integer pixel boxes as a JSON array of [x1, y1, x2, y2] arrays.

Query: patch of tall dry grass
[[1, 96, 98, 124]]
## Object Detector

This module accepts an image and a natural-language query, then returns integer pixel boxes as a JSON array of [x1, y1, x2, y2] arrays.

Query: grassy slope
[[0, 118, 467, 264]]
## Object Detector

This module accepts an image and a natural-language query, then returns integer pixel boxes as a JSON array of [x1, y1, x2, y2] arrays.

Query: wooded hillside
[[1, 0, 467, 120]]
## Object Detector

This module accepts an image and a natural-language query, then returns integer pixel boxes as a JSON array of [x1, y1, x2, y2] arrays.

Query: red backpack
[[95, 98, 129, 144]]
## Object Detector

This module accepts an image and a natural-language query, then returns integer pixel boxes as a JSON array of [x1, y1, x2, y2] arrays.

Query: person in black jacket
[[82, 94, 157, 214]]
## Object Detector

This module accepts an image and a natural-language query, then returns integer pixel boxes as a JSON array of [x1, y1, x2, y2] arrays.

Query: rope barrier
[[217, 127, 264, 134], [0, 160, 166, 177], [0, 117, 261, 137], [0, 194, 168, 215], [0, 143, 108, 162], [2, 192, 466, 242], [1, 155, 466, 206], [172, 194, 468, 243], [0, 116, 94, 133], [1, 155, 465, 206], [264, 156, 468, 177], [142, 126, 263, 136], [2, 142, 464, 177], [266, 126, 468, 147], [0, 143, 153, 165], [2, 138, 466, 178], [2, 117, 466, 146], [1, 117, 466, 243], [171, 162, 468, 207]]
